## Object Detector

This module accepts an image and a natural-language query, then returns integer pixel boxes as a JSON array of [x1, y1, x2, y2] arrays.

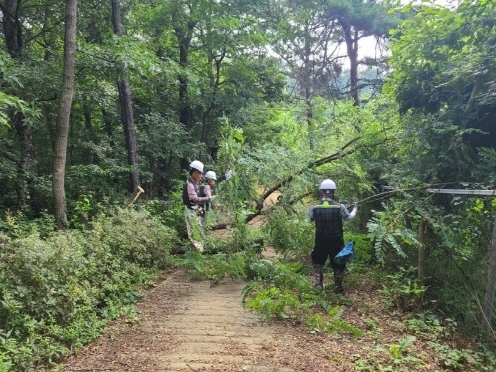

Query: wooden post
[[482, 213, 496, 338]]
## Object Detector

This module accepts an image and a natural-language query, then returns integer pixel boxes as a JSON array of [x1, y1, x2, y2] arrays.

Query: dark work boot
[[333, 269, 344, 293], [313, 265, 324, 290]]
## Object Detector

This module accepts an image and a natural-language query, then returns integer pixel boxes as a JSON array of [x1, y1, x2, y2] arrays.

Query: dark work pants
[[311, 235, 345, 271]]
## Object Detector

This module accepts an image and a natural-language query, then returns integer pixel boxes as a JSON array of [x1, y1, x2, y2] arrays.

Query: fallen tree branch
[[212, 134, 390, 229], [211, 182, 464, 230]]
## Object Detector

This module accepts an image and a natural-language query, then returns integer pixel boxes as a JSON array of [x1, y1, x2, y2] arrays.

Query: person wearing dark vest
[[183, 160, 212, 252], [309, 179, 357, 292]]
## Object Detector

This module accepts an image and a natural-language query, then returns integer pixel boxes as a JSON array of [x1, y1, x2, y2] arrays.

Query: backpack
[[198, 185, 211, 211], [182, 180, 199, 207], [198, 185, 207, 197], [334, 240, 355, 265]]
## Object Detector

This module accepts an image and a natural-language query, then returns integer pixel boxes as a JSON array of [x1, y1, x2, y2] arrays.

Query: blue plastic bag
[[334, 240, 355, 265]]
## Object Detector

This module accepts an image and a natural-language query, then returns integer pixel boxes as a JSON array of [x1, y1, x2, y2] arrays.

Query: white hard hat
[[319, 179, 336, 191], [205, 171, 217, 180], [189, 160, 204, 173]]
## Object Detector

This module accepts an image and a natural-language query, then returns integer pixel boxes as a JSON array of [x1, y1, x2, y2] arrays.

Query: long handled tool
[[128, 186, 145, 206]]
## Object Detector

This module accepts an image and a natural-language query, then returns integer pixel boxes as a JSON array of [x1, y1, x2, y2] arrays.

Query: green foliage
[[242, 257, 360, 336], [389, 336, 418, 362], [180, 250, 248, 285], [246, 286, 308, 321], [404, 312, 496, 370], [0, 51, 41, 129], [92, 207, 178, 269], [366, 207, 416, 265], [144, 184, 187, 237], [265, 211, 314, 260], [306, 306, 362, 337], [232, 208, 256, 251], [427, 342, 495, 371], [345, 232, 374, 264], [0, 210, 56, 240], [70, 193, 95, 229], [244, 259, 310, 293], [405, 312, 446, 340], [0, 208, 176, 369], [474, 147, 496, 183], [379, 267, 426, 312]]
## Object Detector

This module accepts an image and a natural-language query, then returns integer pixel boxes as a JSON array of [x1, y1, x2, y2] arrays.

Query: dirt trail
[[62, 194, 347, 371], [63, 249, 298, 372]]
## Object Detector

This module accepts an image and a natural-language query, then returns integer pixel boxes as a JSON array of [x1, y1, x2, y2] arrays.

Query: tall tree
[[324, 0, 398, 106], [111, 0, 140, 191], [52, 0, 78, 229], [0, 0, 22, 58], [263, 0, 343, 149]]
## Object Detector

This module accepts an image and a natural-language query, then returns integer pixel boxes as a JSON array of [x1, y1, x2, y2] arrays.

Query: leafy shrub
[[0, 210, 56, 240], [93, 207, 178, 269], [344, 232, 374, 264], [245, 259, 311, 292], [265, 212, 314, 260], [306, 306, 362, 337], [242, 257, 360, 336], [144, 183, 186, 237], [246, 286, 308, 321], [0, 207, 177, 370], [180, 250, 248, 285], [379, 266, 427, 312]]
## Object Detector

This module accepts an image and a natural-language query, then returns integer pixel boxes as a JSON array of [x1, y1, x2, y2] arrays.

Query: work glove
[[225, 170, 232, 180]]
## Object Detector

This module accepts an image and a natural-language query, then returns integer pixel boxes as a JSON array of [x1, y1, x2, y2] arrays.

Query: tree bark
[[340, 21, 360, 106], [111, 0, 140, 191], [0, 0, 22, 58], [173, 11, 197, 167], [175, 22, 195, 133], [52, 0, 78, 229], [482, 214, 496, 339]]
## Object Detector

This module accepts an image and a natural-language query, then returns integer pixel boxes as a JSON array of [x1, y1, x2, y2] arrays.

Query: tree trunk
[[341, 22, 360, 106], [0, 0, 22, 58], [176, 29, 194, 133], [173, 13, 197, 168], [52, 0, 78, 229], [117, 80, 139, 190], [482, 214, 496, 339], [111, 0, 140, 192], [303, 28, 316, 151]]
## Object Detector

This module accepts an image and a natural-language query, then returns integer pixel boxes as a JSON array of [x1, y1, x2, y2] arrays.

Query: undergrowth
[[0, 207, 177, 371]]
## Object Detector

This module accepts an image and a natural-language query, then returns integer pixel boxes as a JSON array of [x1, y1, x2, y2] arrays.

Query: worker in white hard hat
[[197, 171, 218, 227], [182, 160, 212, 252], [202, 171, 217, 203], [308, 179, 358, 292]]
